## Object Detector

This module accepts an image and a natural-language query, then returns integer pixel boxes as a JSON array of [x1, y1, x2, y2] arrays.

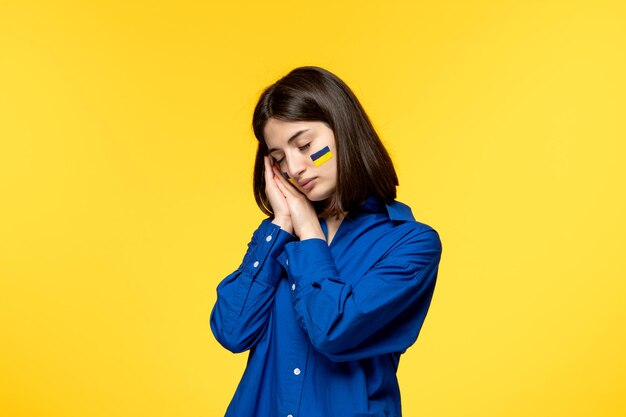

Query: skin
[[263, 118, 346, 243]]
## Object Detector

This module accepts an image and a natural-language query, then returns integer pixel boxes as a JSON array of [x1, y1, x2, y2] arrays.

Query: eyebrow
[[267, 129, 310, 153]]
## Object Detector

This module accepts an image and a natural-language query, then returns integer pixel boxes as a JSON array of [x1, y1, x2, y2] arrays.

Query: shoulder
[[389, 219, 442, 257], [349, 199, 442, 259], [386, 200, 442, 254]]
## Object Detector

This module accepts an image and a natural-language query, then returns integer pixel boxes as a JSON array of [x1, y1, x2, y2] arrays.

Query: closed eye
[[269, 154, 284, 164], [299, 143, 311, 151]]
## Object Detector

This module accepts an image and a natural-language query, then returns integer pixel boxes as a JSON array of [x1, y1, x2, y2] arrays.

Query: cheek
[[319, 157, 338, 188], [310, 145, 334, 167]]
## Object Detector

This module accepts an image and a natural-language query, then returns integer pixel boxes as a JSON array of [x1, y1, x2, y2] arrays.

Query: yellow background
[[1, 0, 625, 416]]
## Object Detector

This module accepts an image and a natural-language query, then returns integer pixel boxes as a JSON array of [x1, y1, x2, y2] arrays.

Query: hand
[[271, 165, 325, 241], [263, 156, 293, 233]]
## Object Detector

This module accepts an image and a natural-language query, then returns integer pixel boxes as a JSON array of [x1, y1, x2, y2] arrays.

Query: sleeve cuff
[[243, 219, 296, 287], [278, 238, 339, 289]]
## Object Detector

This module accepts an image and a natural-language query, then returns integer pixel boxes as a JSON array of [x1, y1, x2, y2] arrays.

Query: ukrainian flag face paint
[[282, 171, 296, 185], [310, 146, 333, 167]]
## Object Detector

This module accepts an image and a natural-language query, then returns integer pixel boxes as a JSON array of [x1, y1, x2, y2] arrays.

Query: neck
[[323, 211, 346, 245], [324, 210, 347, 222]]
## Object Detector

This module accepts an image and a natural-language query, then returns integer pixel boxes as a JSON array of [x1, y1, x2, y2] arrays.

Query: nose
[[285, 152, 307, 180]]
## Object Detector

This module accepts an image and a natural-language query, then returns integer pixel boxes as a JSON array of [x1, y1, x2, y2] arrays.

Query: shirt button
[[291, 283, 296, 291], [287, 415, 293, 417], [253, 261, 259, 268], [266, 235, 272, 242], [293, 368, 301, 375], [286, 259, 289, 266]]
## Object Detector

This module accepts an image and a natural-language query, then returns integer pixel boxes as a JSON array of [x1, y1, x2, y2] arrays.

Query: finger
[[265, 158, 284, 192], [273, 173, 290, 197], [268, 155, 286, 176], [272, 166, 301, 196], [266, 157, 286, 186]]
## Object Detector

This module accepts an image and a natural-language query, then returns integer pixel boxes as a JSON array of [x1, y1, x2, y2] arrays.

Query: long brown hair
[[251, 66, 398, 218]]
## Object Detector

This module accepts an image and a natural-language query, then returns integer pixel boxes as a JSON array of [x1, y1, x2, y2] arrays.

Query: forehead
[[263, 119, 326, 147]]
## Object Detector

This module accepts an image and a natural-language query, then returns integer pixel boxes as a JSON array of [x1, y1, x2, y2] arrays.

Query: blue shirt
[[210, 196, 442, 417]]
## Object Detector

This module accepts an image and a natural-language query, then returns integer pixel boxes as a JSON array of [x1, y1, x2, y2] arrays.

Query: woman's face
[[264, 118, 338, 202]]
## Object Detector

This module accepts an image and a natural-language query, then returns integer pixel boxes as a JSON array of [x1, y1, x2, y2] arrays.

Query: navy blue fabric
[[210, 196, 442, 417]]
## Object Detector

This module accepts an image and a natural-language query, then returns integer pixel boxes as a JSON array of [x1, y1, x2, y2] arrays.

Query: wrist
[[298, 226, 326, 241], [272, 217, 293, 234]]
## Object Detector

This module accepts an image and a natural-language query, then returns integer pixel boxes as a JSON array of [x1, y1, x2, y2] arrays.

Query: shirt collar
[[357, 195, 415, 222]]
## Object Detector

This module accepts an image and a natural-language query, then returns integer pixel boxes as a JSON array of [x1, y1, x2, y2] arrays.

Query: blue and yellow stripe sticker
[[282, 172, 296, 184], [311, 146, 333, 167]]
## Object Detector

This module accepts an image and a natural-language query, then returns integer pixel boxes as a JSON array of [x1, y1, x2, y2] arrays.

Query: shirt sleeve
[[210, 218, 295, 353], [277, 227, 442, 362]]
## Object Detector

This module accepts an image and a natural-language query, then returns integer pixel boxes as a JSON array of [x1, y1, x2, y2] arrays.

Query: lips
[[297, 177, 316, 190]]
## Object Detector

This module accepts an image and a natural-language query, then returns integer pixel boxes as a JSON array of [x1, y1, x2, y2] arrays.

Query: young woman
[[210, 66, 442, 417]]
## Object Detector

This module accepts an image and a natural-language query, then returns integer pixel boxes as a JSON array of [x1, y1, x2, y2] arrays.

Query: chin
[[306, 189, 334, 202], [306, 194, 325, 202]]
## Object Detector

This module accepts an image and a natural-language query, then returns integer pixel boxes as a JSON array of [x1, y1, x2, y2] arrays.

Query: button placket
[[284, 334, 309, 417]]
